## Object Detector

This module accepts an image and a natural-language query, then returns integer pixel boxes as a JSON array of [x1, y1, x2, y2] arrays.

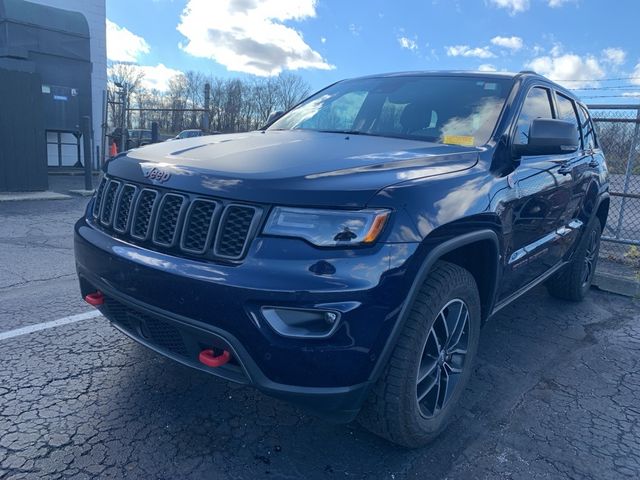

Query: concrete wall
[[28, 0, 106, 163]]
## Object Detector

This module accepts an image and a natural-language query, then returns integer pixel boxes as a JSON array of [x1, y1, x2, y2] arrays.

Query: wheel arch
[[367, 228, 501, 387], [595, 193, 610, 233], [439, 235, 500, 323]]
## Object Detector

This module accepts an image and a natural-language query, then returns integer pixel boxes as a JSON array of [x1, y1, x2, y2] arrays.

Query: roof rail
[[518, 70, 537, 75]]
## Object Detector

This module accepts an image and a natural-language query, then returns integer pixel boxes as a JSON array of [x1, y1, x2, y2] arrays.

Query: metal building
[[0, 0, 96, 190]]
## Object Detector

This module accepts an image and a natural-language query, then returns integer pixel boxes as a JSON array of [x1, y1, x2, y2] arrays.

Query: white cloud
[[106, 19, 150, 62], [526, 53, 605, 88], [446, 45, 495, 59], [398, 36, 418, 52], [490, 0, 575, 14], [531, 44, 544, 56], [139, 64, 183, 91], [478, 64, 498, 72], [108, 63, 182, 92], [348, 23, 362, 36], [490, 36, 523, 51], [489, 0, 529, 15], [177, 0, 334, 77], [601, 47, 626, 66], [550, 43, 563, 57], [548, 0, 574, 7]]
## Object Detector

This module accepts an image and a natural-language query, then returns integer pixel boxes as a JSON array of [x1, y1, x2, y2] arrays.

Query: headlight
[[263, 207, 390, 246]]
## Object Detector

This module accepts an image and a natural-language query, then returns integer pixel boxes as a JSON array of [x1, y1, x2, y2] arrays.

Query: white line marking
[[0, 310, 103, 342]]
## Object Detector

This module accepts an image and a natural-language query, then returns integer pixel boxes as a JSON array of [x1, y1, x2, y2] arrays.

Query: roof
[[344, 70, 583, 100], [353, 70, 522, 80], [0, 0, 89, 37]]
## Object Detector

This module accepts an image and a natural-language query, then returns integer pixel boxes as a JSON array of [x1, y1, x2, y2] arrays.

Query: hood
[[107, 130, 480, 207]]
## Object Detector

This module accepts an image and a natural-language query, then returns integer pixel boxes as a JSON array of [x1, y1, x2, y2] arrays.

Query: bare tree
[[253, 77, 279, 126], [108, 62, 145, 129], [184, 71, 206, 128], [275, 72, 311, 111], [107, 70, 312, 136]]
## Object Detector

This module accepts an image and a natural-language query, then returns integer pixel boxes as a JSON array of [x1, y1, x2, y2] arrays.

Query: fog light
[[261, 307, 341, 339]]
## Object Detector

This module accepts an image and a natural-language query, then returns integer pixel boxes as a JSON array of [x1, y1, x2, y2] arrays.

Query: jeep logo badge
[[142, 166, 171, 183]]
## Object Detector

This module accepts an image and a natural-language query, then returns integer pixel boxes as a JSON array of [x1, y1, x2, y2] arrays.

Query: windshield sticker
[[443, 135, 474, 146]]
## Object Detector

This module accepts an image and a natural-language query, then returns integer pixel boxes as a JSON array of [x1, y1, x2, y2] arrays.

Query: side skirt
[[490, 260, 568, 316]]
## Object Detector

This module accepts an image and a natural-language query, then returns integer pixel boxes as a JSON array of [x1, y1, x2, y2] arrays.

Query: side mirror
[[265, 110, 284, 126], [514, 118, 579, 158]]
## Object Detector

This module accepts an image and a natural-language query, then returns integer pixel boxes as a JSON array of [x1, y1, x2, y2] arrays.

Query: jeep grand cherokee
[[75, 71, 609, 447]]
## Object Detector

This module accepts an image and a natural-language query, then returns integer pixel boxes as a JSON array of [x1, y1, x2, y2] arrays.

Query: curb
[[593, 271, 640, 298], [68, 189, 96, 197], [0, 191, 72, 202]]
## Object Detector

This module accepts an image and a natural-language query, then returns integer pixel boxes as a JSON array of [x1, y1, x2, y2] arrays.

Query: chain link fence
[[588, 104, 640, 267]]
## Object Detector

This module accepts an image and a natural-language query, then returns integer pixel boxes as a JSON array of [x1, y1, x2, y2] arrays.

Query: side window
[[578, 105, 596, 150], [555, 92, 581, 147], [514, 87, 554, 145]]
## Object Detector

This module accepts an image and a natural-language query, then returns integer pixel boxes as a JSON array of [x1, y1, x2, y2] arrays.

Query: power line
[[578, 94, 640, 99], [552, 76, 640, 83], [570, 85, 640, 91]]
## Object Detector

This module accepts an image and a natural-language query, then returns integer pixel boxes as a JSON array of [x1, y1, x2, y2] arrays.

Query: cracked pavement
[[1, 196, 639, 479]]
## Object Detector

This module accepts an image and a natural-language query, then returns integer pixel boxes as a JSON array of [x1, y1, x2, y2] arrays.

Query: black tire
[[358, 261, 481, 448], [546, 217, 601, 302]]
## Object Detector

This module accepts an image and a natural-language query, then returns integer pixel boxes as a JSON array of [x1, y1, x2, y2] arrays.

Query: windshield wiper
[[317, 129, 380, 137]]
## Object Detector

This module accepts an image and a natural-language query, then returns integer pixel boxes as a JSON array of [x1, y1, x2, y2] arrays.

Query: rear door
[[550, 92, 597, 260]]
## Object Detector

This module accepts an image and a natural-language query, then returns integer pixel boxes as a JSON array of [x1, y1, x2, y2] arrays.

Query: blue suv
[[75, 71, 609, 447]]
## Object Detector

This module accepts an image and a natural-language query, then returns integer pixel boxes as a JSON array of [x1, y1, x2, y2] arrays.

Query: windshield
[[269, 75, 514, 146]]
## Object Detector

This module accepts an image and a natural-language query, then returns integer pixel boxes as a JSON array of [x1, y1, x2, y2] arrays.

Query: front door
[[498, 86, 579, 300]]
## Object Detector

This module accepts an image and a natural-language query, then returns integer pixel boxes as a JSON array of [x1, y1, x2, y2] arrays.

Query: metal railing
[[588, 104, 640, 261]]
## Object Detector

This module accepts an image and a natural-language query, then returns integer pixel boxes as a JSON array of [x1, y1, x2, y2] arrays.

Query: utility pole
[[81, 116, 93, 190], [120, 85, 128, 152], [203, 82, 211, 132]]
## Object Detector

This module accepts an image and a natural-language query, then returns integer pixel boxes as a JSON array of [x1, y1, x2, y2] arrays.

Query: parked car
[[167, 129, 206, 141], [127, 129, 153, 149], [110, 128, 153, 150], [76, 71, 608, 447]]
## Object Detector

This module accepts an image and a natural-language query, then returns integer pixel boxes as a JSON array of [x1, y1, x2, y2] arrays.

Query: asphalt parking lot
[[1, 195, 639, 480]]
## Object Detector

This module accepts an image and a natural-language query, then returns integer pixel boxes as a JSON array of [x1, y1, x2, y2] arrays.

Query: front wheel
[[546, 217, 601, 301], [358, 261, 481, 448]]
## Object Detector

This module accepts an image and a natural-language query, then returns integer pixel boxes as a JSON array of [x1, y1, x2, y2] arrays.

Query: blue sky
[[106, 0, 640, 102]]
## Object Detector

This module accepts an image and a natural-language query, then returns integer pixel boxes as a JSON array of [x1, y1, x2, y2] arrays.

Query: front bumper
[[74, 216, 420, 419]]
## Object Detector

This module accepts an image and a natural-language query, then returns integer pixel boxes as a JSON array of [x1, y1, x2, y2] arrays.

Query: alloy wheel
[[416, 299, 469, 418], [582, 229, 599, 287]]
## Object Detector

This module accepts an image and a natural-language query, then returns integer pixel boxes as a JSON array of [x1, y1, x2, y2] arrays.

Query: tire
[[358, 261, 481, 448], [546, 217, 601, 302]]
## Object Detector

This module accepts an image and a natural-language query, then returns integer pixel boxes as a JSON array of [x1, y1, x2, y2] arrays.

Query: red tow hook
[[199, 349, 231, 368], [84, 291, 104, 306]]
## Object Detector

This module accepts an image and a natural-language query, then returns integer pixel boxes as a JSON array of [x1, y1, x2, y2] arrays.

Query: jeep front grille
[[153, 193, 186, 247], [92, 177, 107, 219], [100, 180, 120, 226], [92, 176, 261, 261], [214, 205, 258, 259], [131, 189, 158, 240], [180, 199, 219, 254], [113, 184, 137, 233]]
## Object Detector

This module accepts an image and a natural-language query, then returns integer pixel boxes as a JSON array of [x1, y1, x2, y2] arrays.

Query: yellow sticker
[[443, 135, 474, 146]]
